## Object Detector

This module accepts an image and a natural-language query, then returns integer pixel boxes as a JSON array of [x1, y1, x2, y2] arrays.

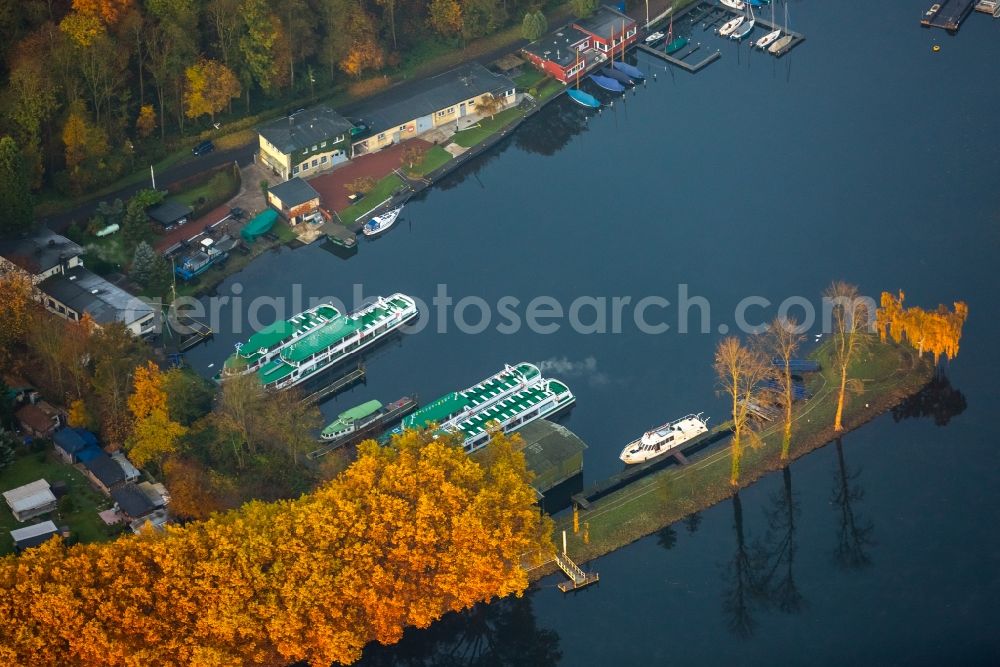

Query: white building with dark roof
[[257, 105, 356, 181]]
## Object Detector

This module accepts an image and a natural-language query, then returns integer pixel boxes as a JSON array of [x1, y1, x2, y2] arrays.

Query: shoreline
[[528, 339, 934, 576]]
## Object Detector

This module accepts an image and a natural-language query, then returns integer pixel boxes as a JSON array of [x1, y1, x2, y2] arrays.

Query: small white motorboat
[[619, 414, 709, 465], [718, 15, 744, 36], [644, 31, 665, 44], [720, 0, 745, 9], [362, 206, 402, 236]]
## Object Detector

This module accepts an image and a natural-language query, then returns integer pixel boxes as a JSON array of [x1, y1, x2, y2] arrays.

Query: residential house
[[0, 229, 156, 337], [15, 402, 62, 438], [257, 106, 355, 181], [10, 520, 61, 553], [147, 201, 194, 230], [0, 228, 83, 285], [267, 178, 322, 225], [522, 5, 638, 83], [351, 63, 517, 157], [111, 451, 141, 484], [52, 427, 100, 464], [3, 479, 58, 522], [82, 452, 127, 494], [111, 484, 157, 522], [38, 266, 156, 337]]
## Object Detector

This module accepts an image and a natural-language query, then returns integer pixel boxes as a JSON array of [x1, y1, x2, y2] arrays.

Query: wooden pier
[[921, 0, 977, 31], [671, 0, 806, 58], [555, 551, 599, 592], [173, 315, 213, 351], [299, 364, 366, 405], [636, 42, 721, 73]]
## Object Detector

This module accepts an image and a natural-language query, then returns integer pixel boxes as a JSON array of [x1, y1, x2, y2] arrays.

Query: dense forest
[[0, 0, 557, 199]]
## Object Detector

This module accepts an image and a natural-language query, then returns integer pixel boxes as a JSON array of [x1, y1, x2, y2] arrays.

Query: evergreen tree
[[570, 0, 598, 18], [130, 241, 157, 286], [0, 136, 34, 239], [146, 252, 173, 299], [0, 430, 16, 471]]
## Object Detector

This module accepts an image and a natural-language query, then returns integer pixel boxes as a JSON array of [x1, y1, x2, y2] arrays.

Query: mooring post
[[562, 530, 567, 555], [583, 522, 590, 545], [573, 504, 579, 534]]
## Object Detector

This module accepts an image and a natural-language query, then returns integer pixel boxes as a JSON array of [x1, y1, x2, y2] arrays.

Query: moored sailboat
[[755, 0, 781, 49], [718, 15, 744, 36], [730, 4, 755, 39]]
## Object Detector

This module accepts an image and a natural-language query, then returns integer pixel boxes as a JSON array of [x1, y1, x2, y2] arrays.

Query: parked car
[[192, 140, 214, 156]]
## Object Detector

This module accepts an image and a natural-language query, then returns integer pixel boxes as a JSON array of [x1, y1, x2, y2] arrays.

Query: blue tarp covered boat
[[612, 60, 645, 80], [567, 88, 601, 108], [589, 73, 625, 93], [601, 67, 633, 85]]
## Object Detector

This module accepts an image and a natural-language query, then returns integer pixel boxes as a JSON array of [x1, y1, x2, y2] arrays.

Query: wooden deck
[[555, 552, 599, 592], [921, 0, 977, 31]]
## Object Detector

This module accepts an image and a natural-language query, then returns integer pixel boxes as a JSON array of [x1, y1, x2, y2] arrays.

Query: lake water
[[185, 1, 1000, 663]]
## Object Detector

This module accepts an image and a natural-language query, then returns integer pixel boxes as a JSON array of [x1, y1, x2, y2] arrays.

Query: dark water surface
[[186, 2, 1000, 663]]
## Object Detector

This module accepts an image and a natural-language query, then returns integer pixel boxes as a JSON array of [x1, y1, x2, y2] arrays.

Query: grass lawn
[[514, 69, 546, 90], [451, 107, 525, 148], [0, 449, 118, 557], [536, 78, 565, 102], [173, 168, 241, 219], [338, 174, 406, 224], [406, 146, 453, 178]]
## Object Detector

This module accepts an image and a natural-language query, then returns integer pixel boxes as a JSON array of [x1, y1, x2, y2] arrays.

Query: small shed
[[111, 484, 157, 521], [148, 201, 193, 230], [267, 178, 322, 225], [52, 428, 100, 464], [3, 479, 58, 522], [83, 452, 127, 494], [10, 520, 60, 553]]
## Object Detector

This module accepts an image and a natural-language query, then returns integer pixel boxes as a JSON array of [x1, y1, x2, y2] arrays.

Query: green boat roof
[[338, 399, 382, 421], [240, 304, 341, 357], [402, 392, 469, 429], [322, 399, 382, 435]]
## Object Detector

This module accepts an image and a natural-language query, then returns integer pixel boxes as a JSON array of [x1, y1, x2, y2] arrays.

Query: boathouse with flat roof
[[522, 5, 638, 83]]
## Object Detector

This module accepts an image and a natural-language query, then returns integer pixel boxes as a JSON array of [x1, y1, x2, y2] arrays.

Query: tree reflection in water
[[752, 467, 806, 615], [721, 493, 766, 639], [831, 438, 875, 570], [892, 369, 967, 427], [514, 100, 592, 157], [358, 595, 560, 667]]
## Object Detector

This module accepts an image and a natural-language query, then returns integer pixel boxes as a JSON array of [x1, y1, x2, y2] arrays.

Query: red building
[[522, 6, 638, 84]]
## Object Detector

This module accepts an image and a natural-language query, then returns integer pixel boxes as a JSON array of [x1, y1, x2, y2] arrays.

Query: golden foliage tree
[[136, 103, 156, 138], [126, 361, 186, 468], [73, 0, 134, 26], [763, 317, 804, 460], [62, 103, 110, 194], [184, 59, 241, 122], [475, 92, 501, 119], [429, 0, 463, 37], [876, 290, 968, 364], [0, 429, 553, 666], [715, 336, 772, 485], [0, 272, 35, 373], [825, 282, 873, 432]]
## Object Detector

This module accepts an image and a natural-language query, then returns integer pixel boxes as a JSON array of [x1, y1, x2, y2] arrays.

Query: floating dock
[[921, 0, 977, 30], [299, 364, 367, 405], [555, 550, 599, 592], [571, 424, 731, 509], [636, 42, 721, 73], [683, 0, 806, 57], [173, 315, 213, 351]]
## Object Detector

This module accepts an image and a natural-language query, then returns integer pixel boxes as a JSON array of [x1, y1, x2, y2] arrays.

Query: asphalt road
[[41, 143, 257, 233]]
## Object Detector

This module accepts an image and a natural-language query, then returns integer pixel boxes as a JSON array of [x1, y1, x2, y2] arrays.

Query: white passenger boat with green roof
[[222, 293, 418, 390], [390, 362, 575, 453]]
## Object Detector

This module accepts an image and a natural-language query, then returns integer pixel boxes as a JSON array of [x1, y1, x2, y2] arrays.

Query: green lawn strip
[[407, 146, 453, 177], [514, 69, 546, 90], [451, 107, 525, 148], [172, 169, 241, 219], [0, 450, 117, 557], [536, 78, 565, 102], [338, 174, 406, 225], [537, 339, 932, 571]]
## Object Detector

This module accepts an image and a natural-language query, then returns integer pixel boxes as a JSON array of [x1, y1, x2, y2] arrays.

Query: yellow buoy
[[932, 44, 941, 52]]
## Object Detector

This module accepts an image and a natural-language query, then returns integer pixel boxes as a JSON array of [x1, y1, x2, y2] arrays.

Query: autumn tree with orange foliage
[[0, 428, 554, 666], [876, 290, 968, 364], [184, 59, 241, 122]]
